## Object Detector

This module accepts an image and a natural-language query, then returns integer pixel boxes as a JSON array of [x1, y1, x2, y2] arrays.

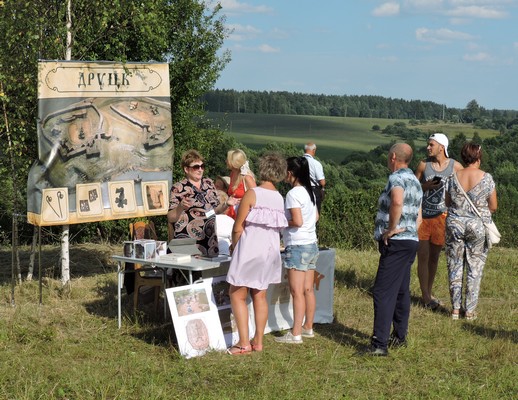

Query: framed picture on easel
[[165, 281, 226, 358]]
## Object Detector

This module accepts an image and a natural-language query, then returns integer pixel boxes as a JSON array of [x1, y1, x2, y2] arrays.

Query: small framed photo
[[41, 188, 69, 224], [210, 275, 231, 309], [141, 181, 168, 214], [76, 183, 104, 218], [166, 281, 226, 358], [108, 180, 137, 215]]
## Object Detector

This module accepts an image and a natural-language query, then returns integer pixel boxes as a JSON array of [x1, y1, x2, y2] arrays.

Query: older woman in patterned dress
[[167, 149, 220, 258]]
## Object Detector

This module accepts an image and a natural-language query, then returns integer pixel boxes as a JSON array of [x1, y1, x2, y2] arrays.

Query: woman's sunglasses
[[188, 163, 205, 171]]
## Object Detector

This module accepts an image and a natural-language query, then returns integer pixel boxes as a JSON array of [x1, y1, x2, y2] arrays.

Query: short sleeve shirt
[[283, 186, 318, 245], [303, 154, 325, 187], [374, 168, 423, 242]]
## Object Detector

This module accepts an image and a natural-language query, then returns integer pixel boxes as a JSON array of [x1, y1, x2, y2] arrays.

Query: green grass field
[[1, 244, 516, 399], [206, 112, 499, 162]]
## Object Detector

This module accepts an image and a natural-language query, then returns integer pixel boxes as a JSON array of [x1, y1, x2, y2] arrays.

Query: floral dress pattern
[[169, 178, 220, 257]]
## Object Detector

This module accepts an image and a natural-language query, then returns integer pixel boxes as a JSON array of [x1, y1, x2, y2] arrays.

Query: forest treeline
[[203, 89, 518, 133], [11, 121, 515, 251]]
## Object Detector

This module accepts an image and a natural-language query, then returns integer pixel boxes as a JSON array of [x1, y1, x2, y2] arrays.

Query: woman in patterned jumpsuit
[[445, 143, 498, 320]]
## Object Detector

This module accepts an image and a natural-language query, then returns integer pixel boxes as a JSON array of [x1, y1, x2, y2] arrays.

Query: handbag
[[453, 173, 501, 247]]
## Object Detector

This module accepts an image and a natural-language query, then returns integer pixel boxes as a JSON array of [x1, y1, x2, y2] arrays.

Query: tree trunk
[[27, 225, 39, 281], [61, 225, 70, 289], [61, 0, 73, 287], [2, 80, 20, 303], [13, 215, 21, 283]]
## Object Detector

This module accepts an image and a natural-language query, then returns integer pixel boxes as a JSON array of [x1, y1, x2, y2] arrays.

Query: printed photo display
[[40, 188, 69, 224], [108, 181, 137, 215], [76, 183, 104, 218], [27, 61, 173, 226], [166, 281, 226, 358], [141, 181, 168, 214]]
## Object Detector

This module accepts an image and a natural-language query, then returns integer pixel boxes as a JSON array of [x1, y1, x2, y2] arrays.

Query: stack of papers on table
[[159, 253, 192, 263]]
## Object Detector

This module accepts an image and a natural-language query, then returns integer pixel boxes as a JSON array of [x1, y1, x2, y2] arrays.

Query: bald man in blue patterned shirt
[[364, 143, 423, 356]]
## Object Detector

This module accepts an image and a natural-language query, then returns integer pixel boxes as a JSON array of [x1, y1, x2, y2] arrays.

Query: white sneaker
[[301, 327, 314, 338], [274, 331, 303, 344]]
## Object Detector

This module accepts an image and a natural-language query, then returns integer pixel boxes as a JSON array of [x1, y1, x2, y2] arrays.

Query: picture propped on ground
[[166, 281, 226, 358]]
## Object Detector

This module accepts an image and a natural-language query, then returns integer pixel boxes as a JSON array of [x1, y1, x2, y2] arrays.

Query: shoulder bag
[[453, 173, 500, 247]]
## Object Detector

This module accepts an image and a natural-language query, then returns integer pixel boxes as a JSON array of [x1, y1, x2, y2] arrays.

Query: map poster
[[27, 61, 173, 226]]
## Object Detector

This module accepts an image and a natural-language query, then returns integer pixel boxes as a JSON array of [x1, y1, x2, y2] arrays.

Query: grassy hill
[[206, 112, 499, 163]]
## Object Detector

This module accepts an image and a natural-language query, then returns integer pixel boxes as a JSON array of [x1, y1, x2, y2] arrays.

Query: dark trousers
[[312, 186, 323, 213], [372, 239, 419, 350]]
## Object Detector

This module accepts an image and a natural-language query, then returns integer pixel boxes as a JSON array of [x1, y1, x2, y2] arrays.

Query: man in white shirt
[[303, 142, 326, 212]]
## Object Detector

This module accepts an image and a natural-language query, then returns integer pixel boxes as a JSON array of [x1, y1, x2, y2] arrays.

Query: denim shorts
[[283, 243, 319, 272]]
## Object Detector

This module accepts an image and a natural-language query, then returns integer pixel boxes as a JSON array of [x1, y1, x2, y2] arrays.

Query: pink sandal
[[227, 344, 252, 355], [250, 339, 263, 352]]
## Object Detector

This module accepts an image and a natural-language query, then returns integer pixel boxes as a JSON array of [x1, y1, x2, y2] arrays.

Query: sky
[[214, 0, 518, 110]]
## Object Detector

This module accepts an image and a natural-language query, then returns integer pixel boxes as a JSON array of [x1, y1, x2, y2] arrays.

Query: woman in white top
[[276, 156, 319, 344]]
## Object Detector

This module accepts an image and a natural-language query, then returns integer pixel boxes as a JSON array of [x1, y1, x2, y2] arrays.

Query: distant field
[[206, 112, 499, 163]]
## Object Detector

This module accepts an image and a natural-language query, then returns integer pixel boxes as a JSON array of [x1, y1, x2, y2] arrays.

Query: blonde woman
[[225, 149, 256, 219]]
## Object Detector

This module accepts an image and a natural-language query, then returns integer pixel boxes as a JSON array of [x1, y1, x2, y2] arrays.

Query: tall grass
[[1, 244, 516, 399]]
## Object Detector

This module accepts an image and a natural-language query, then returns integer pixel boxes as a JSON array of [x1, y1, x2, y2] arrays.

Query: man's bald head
[[389, 143, 413, 166]]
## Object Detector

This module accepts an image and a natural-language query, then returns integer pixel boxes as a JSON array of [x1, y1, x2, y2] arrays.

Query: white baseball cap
[[429, 133, 449, 157]]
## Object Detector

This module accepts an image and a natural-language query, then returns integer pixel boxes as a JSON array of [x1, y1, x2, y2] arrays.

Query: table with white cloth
[[261, 247, 335, 333], [112, 255, 231, 328], [113, 248, 335, 331]]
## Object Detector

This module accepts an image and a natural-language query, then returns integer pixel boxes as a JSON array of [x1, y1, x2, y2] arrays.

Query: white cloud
[[449, 0, 513, 5], [514, 42, 518, 49], [401, 0, 512, 19], [372, 2, 401, 16], [219, 0, 272, 14], [258, 44, 280, 53], [463, 52, 491, 61], [403, 0, 444, 12], [416, 27, 474, 42], [227, 23, 261, 41], [231, 43, 280, 53], [446, 6, 508, 18], [449, 17, 469, 24]]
